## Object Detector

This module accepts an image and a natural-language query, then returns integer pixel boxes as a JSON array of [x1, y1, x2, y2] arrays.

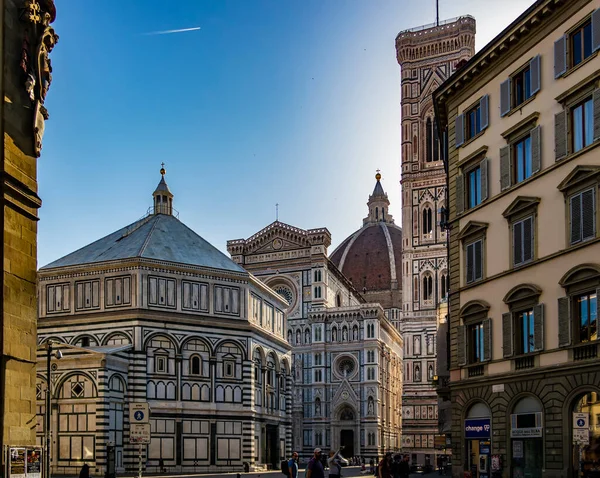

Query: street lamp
[[45, 341, 62, 478]]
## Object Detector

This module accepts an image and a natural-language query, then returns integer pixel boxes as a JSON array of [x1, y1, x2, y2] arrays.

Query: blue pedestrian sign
[[129, 402, 150, 424], [577, 418, 585, 427]]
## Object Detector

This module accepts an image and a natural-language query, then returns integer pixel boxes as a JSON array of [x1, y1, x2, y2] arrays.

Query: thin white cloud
[[143, 26, 201, 36]]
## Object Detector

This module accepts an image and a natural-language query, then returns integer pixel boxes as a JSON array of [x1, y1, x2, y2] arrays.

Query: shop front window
[[572, 392, 600, 478], [464, 402, 492, 478], [510, 397, 543, 478]]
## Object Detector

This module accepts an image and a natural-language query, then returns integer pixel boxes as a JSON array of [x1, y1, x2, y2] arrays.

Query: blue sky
[[39, 0, 535, 267]]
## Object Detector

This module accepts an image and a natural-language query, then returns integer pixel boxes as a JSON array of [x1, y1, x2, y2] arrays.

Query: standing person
[[328, 449, 345, 478], [399, 455, 410, 478], [79, 464, 90, 478], [287, 452, 299, 478], [378, 452, 393, 478], [306, 448, 325, 478], [370, 458, 375, 474]]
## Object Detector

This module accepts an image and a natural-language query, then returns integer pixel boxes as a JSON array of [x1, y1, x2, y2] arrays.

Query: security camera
[[55, 350, 63, 359]]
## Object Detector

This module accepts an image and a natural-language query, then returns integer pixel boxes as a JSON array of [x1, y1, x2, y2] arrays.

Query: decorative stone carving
[[20, 0, 58, 157]]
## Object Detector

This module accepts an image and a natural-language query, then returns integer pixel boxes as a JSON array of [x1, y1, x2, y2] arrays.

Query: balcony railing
[[467, 365, 484, 377], [573, 343, 598, 361], [515, 355, 535, 370]]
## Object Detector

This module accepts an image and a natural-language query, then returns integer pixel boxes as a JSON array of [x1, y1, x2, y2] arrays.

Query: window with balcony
[[558, 264, 600, 348], [457, 301, 491, 367], [502, 284, 544, 361]]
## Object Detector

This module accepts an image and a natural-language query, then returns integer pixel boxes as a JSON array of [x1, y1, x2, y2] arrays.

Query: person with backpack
[[281, 452, 298, 478]]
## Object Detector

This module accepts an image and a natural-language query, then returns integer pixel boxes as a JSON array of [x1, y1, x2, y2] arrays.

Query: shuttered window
[[47, 283, 70, 313], [570, 188, 596, 244], [513, 216, 534, 267], [555, 10, 600, 78], [465, 239, 483, 284], [464, 96, 489, 141]]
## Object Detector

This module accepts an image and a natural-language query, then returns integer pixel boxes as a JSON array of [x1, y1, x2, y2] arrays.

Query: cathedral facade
[[36, 171, 292, 476], [227, 219, 404, 461], [395, 16, 476, 466]]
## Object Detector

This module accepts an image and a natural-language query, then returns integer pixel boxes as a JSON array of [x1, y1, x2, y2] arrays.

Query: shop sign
[[510, 427, 543, 438], [434, 435, 446, 449], [6, 448, 42, 478], [464, 418, 491, 439]]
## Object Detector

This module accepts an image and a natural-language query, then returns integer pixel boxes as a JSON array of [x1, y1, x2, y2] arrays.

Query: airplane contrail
[[144, 26, 201, 36]]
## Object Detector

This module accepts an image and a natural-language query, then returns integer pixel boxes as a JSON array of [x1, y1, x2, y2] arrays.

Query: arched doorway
[[339, 406, 356, 458], [464, 402, 491, 478], [571, 391, 600, 478], [509, 396, 543, 478]]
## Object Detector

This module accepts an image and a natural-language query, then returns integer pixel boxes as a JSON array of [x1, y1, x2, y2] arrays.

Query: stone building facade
[[434, 1, 600, 477], [227, 220, 404, 461], [1, 0, 58, 460], [395, 16, 476, 466], [36, 171, 292, 475]]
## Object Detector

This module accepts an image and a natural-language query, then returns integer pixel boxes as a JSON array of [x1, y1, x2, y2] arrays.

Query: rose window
[[274, 286, 293, 305], [338, 358, 356, 377]]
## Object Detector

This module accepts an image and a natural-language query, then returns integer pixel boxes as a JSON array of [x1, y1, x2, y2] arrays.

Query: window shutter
[[474, 240, 483, 281], [502, 312, 513, 358], [500, 146, 512, 191], [530, 55, 541, 95], [483, 318, 492, 362], [554, 35, 567, 78], [480, 95, 489, 130], [455, 114, 465, 148], [554, 110, 568, 161], [523, 217, 533, 263], [582, 188, 596, 240], [466, 243, 474, 284], [480, 158, 489, 201], [457, 325, 467, 366], [593, 89, 600, 142], [593, 8, 600, 53], [557, 296, 571, 347], [533, 303, 544, 352], [530, 125, 542, 174], [570, 193, 582, 244], [456, 175, 464, 215], [500, 79, 511, 117], [513, 220, 523, 266]]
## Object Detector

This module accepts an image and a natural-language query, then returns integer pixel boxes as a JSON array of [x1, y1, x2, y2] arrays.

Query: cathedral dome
[[330, 173, 402, 307]]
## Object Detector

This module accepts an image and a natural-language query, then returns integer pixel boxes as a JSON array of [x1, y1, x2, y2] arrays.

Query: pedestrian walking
[[306, 448, 325, 478]]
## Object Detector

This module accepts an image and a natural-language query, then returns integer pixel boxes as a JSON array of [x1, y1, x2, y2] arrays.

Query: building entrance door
[[340, 430, 354, 458], [265, 425, 279, 469]]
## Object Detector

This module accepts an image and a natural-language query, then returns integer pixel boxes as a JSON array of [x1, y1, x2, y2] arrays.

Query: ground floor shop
[[450, 368, 600, 478]]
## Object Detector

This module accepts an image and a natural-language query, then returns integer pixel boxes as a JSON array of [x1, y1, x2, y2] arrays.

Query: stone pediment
[[502, 196, 540, 219], [332, 379, 359, 408], [557, 165, 600, 192], [457, 221, 489, 240], [240, 221, 312, 255]]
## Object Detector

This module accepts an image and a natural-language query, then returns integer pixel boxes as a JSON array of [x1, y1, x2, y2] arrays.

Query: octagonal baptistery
[[330, 174, 402, 319], [35, 168, 292, 476]]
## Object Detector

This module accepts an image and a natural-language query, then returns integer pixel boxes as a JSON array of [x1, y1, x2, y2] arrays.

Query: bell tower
[[395, 14, 475, 462]]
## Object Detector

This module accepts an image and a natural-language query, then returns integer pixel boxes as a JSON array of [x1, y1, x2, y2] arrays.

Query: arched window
[[382, 208, 385, 220], [423, 275, 433, 301], [441, 273, 448, 299], [426, 117, 433, 162], [376, 207, 379, 220], [336, 293, 341, 307], [191, 356, 201, 375], [422, 207, 432, 235]]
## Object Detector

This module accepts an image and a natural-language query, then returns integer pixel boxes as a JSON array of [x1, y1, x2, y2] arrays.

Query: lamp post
[[45, 342, 62, 478]]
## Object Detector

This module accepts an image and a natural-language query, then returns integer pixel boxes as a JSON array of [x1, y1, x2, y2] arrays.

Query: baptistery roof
[[330, 174, 402, 295]]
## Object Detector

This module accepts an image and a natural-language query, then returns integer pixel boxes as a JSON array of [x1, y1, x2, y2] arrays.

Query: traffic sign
[[129, 403, 149, 424], [573, 413, 589, 429], [130, 423, 151, 444]]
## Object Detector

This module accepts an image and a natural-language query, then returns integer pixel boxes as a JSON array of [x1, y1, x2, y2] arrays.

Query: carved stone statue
[[342, 327, 348, 341], [368, 398, 374, 415], [353, 326, 358, 340], [332, 328, 337, 341], [36, 25, 59, 104]]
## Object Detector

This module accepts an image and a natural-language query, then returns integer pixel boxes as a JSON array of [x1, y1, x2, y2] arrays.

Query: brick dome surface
[[330, 222, 402, 293]]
